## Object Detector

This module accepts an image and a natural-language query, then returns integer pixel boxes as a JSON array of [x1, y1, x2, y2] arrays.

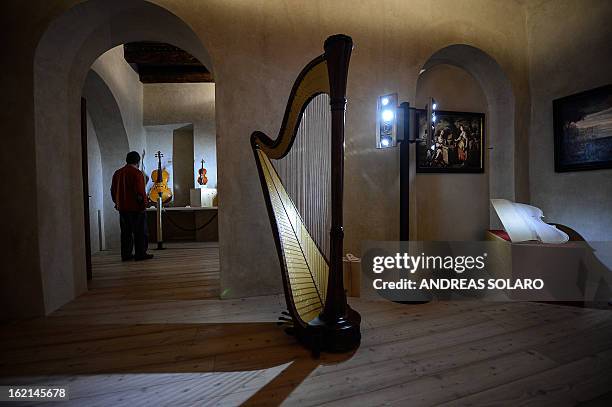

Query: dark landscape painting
[[416, 110, 485, 173], [554, 84, 612, 172]]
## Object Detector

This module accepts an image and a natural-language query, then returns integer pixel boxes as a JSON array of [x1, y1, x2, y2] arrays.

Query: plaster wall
[[91, 46, 146, 153], [89, 46, 147, 249], [143, 83, 217, 189], [527, 0, 612, 243], [173, 125, 195, 207], [415, 64, 489, 241], [86, 112, 104, 254]]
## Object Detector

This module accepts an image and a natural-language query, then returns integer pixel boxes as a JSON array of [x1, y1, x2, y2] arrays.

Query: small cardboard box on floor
[[342, 253, 361, 297]]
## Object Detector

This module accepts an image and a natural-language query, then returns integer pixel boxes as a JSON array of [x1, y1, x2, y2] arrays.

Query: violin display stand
[[189, 187, 217, 208]]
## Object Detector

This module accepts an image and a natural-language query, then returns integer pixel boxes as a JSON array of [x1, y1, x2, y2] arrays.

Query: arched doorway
[[417, 44, 516, 235], [415, 64, 489, 240], [33, 0, 215, 314]]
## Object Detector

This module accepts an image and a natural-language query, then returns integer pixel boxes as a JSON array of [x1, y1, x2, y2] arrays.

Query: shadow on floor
[[0, 321, 355, 405]]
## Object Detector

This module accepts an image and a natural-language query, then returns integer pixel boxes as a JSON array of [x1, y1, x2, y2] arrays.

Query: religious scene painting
[[416, 110, 485, 173], [553, 84, 612, 172]]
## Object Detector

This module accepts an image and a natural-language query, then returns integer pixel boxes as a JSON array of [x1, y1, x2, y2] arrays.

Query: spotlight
[[382, 109, 394, 122], [426, 97, 439, 147], [376, 93, 398, 149]]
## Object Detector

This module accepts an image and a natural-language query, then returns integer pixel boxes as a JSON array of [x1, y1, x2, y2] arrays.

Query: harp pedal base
[[303, 307, 362, 355]]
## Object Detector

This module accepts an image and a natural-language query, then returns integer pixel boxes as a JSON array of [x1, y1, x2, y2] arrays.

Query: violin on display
[[148, 151, 173, 204], [197, 159, 208, 186]]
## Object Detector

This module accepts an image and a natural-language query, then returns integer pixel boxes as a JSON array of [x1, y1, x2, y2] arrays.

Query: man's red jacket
[[111, 165, 148, 212]]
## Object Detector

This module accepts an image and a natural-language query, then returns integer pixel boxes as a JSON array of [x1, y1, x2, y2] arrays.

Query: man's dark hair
[[126, 151, 141, 165]]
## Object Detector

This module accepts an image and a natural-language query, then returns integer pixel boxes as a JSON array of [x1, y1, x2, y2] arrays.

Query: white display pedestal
[[190, 187, 217, 207]]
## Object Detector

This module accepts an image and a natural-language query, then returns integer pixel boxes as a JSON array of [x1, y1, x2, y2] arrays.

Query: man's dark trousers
[[119, 211, 148, 260]]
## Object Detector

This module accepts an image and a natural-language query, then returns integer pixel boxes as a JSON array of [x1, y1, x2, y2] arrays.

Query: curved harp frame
[[251, 34, 361, 353]]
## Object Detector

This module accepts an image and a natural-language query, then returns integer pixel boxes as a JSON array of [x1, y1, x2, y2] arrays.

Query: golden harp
[[250, 35, 361, 353]]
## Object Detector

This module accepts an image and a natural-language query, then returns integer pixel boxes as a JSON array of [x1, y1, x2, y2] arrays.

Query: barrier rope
[[162, 211, 218, 232]]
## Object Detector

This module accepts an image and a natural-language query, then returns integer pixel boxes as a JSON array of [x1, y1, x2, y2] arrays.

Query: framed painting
[[415, 109, 485, 173], [553, 84, 612, 172]]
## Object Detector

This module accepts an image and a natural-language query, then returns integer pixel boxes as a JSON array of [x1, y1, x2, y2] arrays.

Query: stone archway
[[419, 44, 516, 228], [33, 0, 215, 314]]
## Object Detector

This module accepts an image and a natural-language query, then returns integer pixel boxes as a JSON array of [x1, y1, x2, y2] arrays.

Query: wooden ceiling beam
[[138, 65, 214, 83], [123, 42, 213, 83], [124, 42, 204, 67]]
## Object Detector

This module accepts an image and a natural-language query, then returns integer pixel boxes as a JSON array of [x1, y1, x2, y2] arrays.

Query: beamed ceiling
[[123, 42, 213, 83]]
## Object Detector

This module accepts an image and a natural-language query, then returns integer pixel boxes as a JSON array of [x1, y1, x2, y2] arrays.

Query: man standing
[[111, 151, 153, 261]]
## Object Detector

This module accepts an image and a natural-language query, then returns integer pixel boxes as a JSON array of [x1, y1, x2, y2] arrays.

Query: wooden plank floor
[[88, 242, 221, 301], [1, 242, 612, 406]]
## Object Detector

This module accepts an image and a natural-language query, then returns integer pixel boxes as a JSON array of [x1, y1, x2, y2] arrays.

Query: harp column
[[316, 34, 361, 350]]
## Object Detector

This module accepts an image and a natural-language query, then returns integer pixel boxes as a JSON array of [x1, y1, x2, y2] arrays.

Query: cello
[[148, 151, 172, 204], [197, 159, 208, 186]]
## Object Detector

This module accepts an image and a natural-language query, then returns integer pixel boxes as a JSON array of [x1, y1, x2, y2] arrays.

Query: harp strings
[[273, 93, 332, 260]]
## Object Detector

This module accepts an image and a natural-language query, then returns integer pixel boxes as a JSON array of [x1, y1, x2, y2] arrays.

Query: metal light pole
[[376, 96, 436, 240]]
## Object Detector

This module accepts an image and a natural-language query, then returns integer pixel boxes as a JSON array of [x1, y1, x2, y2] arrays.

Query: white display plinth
[[190, 187, 217, 207]]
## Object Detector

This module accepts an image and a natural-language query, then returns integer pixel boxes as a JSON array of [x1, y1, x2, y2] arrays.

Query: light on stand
[[374, 94, 439, 251], [426, 97, 438, 146], [376, 93, 398, 149]]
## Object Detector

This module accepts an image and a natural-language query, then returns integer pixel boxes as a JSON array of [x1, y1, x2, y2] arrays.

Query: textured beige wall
[[172, 125, 195, 206], [144, 83, 214, 125], [2, 0, 536, 318], [415, 64, 489, 241], [527, 0, 612, 242], [92, 46, 146, 153]]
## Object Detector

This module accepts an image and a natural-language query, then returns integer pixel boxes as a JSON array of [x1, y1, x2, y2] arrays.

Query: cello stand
[[155, 194, 164, 250]]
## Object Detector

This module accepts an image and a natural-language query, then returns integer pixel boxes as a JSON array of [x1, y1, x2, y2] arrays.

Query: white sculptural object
[[491, 199, 569, 244]]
